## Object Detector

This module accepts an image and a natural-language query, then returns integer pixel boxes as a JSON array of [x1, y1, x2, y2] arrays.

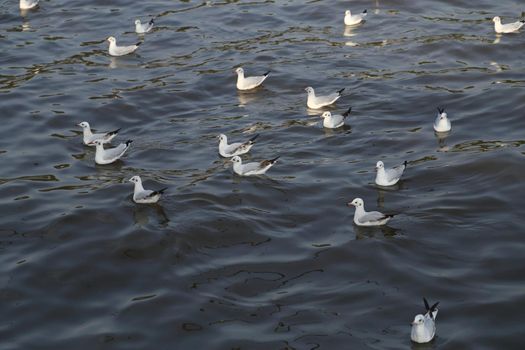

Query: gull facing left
[[235, 67, 270, 90], [231, 155, 279, 176], [107, 36, 141, 56], [411, 298, 439, 344], [344, 9, 367, 26], [129, 175, 167, 204], [94, 139, 132, 165], [493, 16, 525, 33], [135, 18, 154, 34], [218, 133, 259, 157], [320, 107, 352, 128], [20, 0, 38, 9], [77, 121, 120, 146], [305, 86, 344, 109], [375, 160, 407, 186], [347, 198, 394, 226]]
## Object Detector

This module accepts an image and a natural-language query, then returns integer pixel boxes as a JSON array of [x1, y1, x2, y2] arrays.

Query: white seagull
[[107, 36, 141, 56], [77, 121, 120, 146], [411, 298, 439, 344], [135, 18, 155, 34], [235, 67, 270, 90], [375, 160, 407, 186], [344, 9, 367, 26], [129, 175, 167, 204], [231, 155, 279, 176], [94, 139, 132, 165], [347, 198, 394, 226], [320, 107, 352, 128], [20, 0, 38, 9], [493, 16, 525, 34], [218, 133, 259, 158], [305, 86, 344, 109], [434, 107, 451, 132]]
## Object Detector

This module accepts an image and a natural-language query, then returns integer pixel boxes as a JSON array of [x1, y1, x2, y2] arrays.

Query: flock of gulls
[[18, 0, 525, 344]]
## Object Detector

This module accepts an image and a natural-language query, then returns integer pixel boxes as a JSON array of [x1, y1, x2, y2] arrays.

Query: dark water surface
[[1, 0, 525, 349]]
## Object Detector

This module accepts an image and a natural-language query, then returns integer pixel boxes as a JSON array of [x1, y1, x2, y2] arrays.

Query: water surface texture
[[1, 0, 525, 349]]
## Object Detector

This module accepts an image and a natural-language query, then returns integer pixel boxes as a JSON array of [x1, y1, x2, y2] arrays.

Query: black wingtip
[[430, 301, 439, 313], [270, 156, 280, 163], [136, 41, 143, 47], [249, 133, 260, 143], [403, 160, 408, 167], [363, 9, 367, 14], [157, 187, 168, 194], [149, 18, 155, 25], [125, 140, 133, 146], [337, 88, 345, 95], [437, 106, 445, 114], [263, 71, 271, 77], [423, 297, 430, 311], [109, 128, 121, 135], [521, 20, 525, 24], [342, 107, 352, 117]]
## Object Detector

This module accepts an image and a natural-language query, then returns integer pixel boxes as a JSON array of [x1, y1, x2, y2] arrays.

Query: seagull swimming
[[135, 18, 154, 34], [94, 139, 132, 165], [344, 9, 367, 25], [107, 36, 141, 56], [347, 198, 394, 226], [129, 175, 167, 204], [235, 67, 270, 90], [434, 107, 451, 132], [411, 298, 439, 344], [305, 86, 344, 109], [320, 107, 351, 128], [218, 133, 259, 157], [231, 155, 279, 176], [77, 121, 120, 146], [20, 0, 38, 9], [375, 160, 407, 186], [493, 16, 525, 34]]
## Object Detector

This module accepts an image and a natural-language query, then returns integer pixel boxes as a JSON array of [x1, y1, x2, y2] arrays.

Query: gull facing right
[[344, 9, 367, 26], [218, 133, 259, 157], [411, 298, 439, 344], [434, 107, 451, 132], [375, 160, 407, 186], [320, 107, 352, 128], [347, 198, 394, 226], [77, 121, 120, 146], [235, 67, 270, 90], [493, 16, 525, 33], [107, 36, 141, 56], [129, 175, 167, 204], [135, 18, 155, 34], [231, 155, 279, 176], [305, 86, 344, 109], [94, 139, 132, 165]]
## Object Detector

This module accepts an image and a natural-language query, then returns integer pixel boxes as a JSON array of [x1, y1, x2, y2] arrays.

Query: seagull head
[[345, 10, 351, 16], [218, 134, 227, 143], [375, 161, 384, 170], [135, 19, 141, 25], [347, 198, 363, 207], [493, 16, 501, 23], [77, 121, 90, 129], [320, 111, 331, 118], [129, 175, 141, 184], [235, 67, 244, 75], [231, 156, 242, 164], [412, 314, 425, 325], [305, 86, 314, 94], [107, 36, 116, 44]]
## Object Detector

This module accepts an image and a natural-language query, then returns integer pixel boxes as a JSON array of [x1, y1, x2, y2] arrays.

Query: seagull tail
[[249, 133, 260, 143], [337, 88, 345, 95], [342, 107, 352, 118], [263, 71, 271, 77], [125, 140, 133, 147], [135, 41, 143, 47]]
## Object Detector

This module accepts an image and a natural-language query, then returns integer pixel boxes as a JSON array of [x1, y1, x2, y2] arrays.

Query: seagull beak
[[346, 202, 352, 207], [411, 321, 417, 325]]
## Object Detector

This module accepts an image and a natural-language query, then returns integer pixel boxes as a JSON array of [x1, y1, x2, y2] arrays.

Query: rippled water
[[1, 0, 525, 348]]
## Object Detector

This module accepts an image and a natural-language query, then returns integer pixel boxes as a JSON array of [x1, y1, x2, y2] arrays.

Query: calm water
[[1, 0, 525, 349]]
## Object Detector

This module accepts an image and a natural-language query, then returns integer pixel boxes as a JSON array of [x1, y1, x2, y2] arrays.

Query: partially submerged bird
[[77, 121, 120, 146], [320, 107, 352, 128], [434, 107, 451, 132], [129, 175, 167, 204], [347, 198, 394, 226], [135, 18, 154, 34], [231, 155, 279, 176], [107, 36, 141, 56], [94, 139, 132, 165], [411, 298, 439, 344], [218, 133, 259, 157], [344, 9, 367, 26], [20, 0, 38, 9], [493, 16, 525, 34], [375, 160, 407, 186], [305, 86, 344, 109], [235, 67, 270, 90]]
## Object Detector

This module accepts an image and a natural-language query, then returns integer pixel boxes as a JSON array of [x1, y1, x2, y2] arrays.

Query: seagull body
[[135, 18, 154, 34], [236, 67, 270, 90], [375, 160, 407, 186], [321, 107, 351, 128], [107, 36, 141, 56], [344, 9, 367, 25], [347, 198, 393, 226], [411, 298, 439, 344], [231, 155, 279, 176], [218, 133, 259, 157], [77, 122, 120, 146], [434, 107, 451, 132], [305, 87, 344, 109], [94, 140, 132, 165], [129, 175, 167, 204], [20, 0, 38, 9], [493, 16, 525, 33]]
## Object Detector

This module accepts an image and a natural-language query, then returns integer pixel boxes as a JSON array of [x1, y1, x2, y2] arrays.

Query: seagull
[[344, 9, 367, 26], [218, 133, 259, 157], [347, 198, 394, 226], [129, 175, 167, 204], [94, 139, 132, 165], [135, 18, 154, 34], [107, 36, 141, 56], [375, 160, 407, 186], [235, 67, 270, 90], [77, 121, 120, 146], [20, 0, 38, 9], [305, 87, 344, 109], [411, 298, 439, 344], [493, 16, 525, 34], [434, 107, 451, 132], [231, 155, 279, 176], [320, 107, 351, 128]]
